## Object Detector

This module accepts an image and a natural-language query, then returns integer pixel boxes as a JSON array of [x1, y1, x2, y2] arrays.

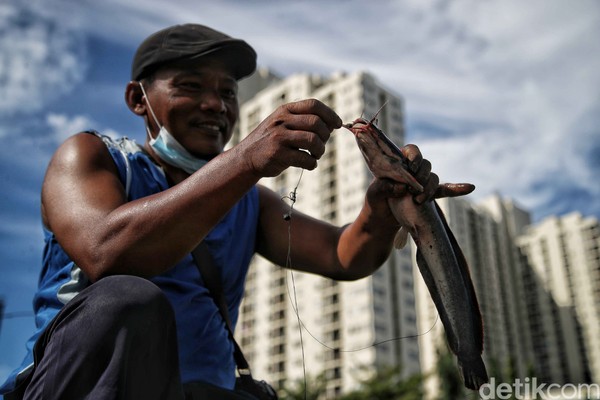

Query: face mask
[[138, 82, 208, 174]]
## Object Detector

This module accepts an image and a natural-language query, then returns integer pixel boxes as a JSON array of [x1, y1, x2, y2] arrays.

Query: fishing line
[[281, 168, 307, 399], [281, 166, 440, 397], [286, 301, 439, 353]]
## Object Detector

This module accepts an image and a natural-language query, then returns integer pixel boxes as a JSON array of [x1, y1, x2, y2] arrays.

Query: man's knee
[[85, 275, 174, 327], [25, 276, 180, 400]]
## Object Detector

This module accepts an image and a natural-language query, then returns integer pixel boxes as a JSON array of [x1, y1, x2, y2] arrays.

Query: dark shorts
[[4, 275, 259, 400]]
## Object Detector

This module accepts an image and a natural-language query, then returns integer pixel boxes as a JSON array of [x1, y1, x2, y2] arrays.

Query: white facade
[[232, 69, 600, 398], [234, 70, 421, 397], [517, 212, 600, 384], [419, 195, 600, 395], [415, 195, 535, 397]]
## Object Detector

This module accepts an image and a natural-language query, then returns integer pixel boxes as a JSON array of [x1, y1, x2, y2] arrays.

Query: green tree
[[526, 361, 536, 379], [488, 356, 503, 382], [279, 373, 327, 400], [435, 347, 464, 400], [504, 356, 517, 383], [338, 366, 422, 400]]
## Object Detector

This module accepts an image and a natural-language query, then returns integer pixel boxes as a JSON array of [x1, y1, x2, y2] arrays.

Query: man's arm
[[255, 144, 463, 280], [41, 133, 261, 281], [42, 99, 342, 282], [256, 183, 402, 281]]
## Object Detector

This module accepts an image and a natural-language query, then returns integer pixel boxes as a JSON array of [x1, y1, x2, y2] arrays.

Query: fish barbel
[[346, 118, 488, 390]]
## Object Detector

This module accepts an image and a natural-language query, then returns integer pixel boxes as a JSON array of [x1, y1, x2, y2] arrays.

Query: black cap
[[131, 24, 257, 81]]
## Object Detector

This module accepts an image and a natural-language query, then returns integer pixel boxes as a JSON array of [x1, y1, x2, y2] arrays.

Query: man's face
[[143, 57, 239, 158]]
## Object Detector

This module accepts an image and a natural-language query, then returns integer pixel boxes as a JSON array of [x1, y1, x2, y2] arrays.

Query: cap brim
[[187, 41, 257, 80]]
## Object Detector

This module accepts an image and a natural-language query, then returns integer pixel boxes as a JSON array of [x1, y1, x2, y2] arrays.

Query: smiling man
[[0, 24, 462, 399]]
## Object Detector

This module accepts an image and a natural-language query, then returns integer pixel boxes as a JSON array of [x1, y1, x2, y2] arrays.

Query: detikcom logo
[[479, 377, 600, 399]]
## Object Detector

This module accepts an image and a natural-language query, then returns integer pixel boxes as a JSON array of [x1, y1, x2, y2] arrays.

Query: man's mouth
[[192, 121, 226, 135]]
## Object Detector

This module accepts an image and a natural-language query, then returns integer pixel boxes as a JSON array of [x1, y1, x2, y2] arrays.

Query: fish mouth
[[345, 120, 424, 193]]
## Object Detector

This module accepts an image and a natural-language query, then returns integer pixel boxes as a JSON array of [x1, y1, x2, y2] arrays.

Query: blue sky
[[1, 0, 599, 384]]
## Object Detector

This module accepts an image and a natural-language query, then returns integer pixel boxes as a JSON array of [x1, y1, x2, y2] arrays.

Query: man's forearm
[[333, 201, 399, 280]]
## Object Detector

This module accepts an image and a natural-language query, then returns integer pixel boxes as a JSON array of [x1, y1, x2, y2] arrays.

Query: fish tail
[[459, 356, 488, 390]]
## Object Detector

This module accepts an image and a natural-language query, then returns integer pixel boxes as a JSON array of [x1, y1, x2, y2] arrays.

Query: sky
[[0, 0, 599, 385]]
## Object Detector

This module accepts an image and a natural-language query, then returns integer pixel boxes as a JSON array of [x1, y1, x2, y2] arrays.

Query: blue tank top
[[0, 132, 259, 393]]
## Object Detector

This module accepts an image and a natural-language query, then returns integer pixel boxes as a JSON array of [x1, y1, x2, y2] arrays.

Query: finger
[[415, 172, 439, 204], [413, 159, 431, 187], [365, 178, 408, 217], [282, 113, 332, 144], [285, 99, 343, 131], [369, 178, 409, 199], [281, 147, 319, 171], [400, 144, 423, 174], [279, 130, 326, 159], [434, 183, 476, 198], [277, 129, 325, 159]]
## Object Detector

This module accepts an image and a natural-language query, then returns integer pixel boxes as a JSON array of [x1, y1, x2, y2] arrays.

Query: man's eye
[[222, 89, 237, 99]]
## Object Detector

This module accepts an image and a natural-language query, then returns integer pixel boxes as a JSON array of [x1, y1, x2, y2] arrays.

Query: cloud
[[0, 1, 88, 116], [0, 0, 597, 225], [46, 114, 95, 143], [115, 1, 600, 221], [372, 1, 600, 221], [416, 104, 600, 221], [46, 113, 121, 142]]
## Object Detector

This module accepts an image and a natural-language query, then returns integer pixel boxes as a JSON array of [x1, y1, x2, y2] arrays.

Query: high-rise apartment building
[[233, 70, 421, 397], [516, 212, 600, 384], [476, 195, 537, 379], [415, 195, 600, 397], [232, 69, 600, 398], [417, 195, 600, 397], [416, 195, 536, 397]]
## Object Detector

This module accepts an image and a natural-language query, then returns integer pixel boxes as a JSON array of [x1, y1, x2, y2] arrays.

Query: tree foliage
[[279, 366, 422, 400], [435, 347, 465, 400], [279, 373, 327, 400], [338, 366, 422, 400]]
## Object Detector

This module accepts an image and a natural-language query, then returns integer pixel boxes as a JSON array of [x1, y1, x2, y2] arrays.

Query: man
[[1, 24, 469, 399]]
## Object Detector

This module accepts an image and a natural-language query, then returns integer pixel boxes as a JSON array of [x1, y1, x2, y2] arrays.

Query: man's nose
[[200, 90, 226, 113]]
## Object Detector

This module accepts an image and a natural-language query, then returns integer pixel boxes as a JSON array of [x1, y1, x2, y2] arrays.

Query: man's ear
[[125, 81, 146, 116]]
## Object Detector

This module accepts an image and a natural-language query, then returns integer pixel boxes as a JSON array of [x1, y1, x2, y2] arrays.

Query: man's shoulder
[[90, 132, 144, 156], [49, 131, 145, 177]]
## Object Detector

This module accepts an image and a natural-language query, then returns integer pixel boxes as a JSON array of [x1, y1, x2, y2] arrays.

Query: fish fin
[[458, 356, 489, 390], [434, 201, 484, 354], [393, 227, 409, 249]]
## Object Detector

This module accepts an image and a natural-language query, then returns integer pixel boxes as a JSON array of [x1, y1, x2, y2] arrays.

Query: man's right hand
[[239, 99, 342, 177]]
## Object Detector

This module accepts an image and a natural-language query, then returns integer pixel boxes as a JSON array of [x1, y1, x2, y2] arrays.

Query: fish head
[[346, 120, 424, 193]]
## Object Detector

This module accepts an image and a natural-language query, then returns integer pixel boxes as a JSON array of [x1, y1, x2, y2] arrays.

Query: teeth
[[197, 124, 221, 132]]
